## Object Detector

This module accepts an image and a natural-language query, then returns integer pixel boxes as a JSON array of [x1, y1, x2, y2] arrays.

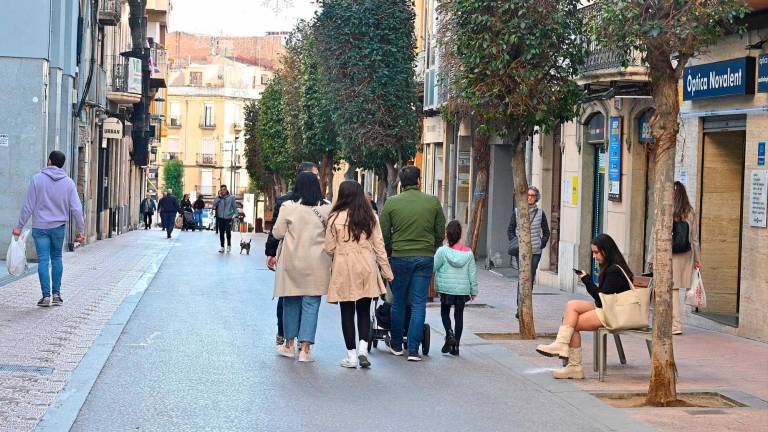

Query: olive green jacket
[[380, 186, 446, 257]]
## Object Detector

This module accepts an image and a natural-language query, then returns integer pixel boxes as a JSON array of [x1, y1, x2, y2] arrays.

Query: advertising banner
[[608, 116, 622, 202]]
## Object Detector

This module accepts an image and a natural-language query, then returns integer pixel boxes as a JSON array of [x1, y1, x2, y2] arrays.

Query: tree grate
[[0, 364, 54, 375]]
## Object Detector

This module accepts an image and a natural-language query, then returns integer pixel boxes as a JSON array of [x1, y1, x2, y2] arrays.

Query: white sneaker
[[340, 357, 357, 368], [276, 345, 295, 358], [226, 245, 231, 253], [218, 247, 225, 253], [298, 350, 314, 362]]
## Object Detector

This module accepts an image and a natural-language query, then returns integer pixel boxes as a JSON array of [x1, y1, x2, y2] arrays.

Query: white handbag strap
[[614, 265, 637, 292]]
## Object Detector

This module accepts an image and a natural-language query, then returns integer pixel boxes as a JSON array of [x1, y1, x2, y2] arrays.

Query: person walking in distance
[[13, 150, 85, 307], [272, 172, 332, 362], [193, 195, 206, 231], [434, 220, 478, 356], [266, 162, 319, 346], [380, 165, 446, 361], [648, 181, 701, 335], [367, 192, 378, 214], [213, 185, 237, 253], [158, 189, 182, 239], [507, 186, 550, 319], [325, 181, 393, 369], [140, 193, 156, 230]]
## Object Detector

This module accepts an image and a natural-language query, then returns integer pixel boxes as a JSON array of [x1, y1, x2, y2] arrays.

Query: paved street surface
[[68, 230, 644, 431], [2, 229, 765, 431]]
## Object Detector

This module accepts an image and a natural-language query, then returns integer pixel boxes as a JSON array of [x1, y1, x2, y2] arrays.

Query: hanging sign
[[608, 116, 622, 202], [103, 118, 123, 139], [749, 170, 767, 228], [758, 54, 768, 93], [683, 57, 756, 101]]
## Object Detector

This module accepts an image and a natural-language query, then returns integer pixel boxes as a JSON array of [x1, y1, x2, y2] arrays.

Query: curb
[[34, 238, 175, 432]]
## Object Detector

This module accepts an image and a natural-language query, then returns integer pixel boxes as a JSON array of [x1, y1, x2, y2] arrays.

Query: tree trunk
[[646, 53, 678, 406], [320, 152, 334, 201], [510, 129, 535, 339], [376, 175, 388, 210], [467, 131, 490, 254], [385, 161, 399, 201]]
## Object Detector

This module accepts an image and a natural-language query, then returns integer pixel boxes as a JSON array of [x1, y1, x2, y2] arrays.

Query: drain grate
[[0, 364, 54, 375]]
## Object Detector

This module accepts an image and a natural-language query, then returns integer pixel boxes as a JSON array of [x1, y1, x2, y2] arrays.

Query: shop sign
[[683, 57, 756, 101], [103, 117, 123, 139], [128, 58, 142, 94], [638, 110, 654, 143], [758, 54, 768, 93], [608, 116, 622, 202], [0, 134, 8, 147], [562, 176, 579, 207], [759, 142, 766, 167], [423, 116, 444, 143], [749, 170, 767, 228]]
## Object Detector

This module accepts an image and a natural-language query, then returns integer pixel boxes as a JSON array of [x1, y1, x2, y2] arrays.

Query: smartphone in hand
[[573, 268, 585, 277]]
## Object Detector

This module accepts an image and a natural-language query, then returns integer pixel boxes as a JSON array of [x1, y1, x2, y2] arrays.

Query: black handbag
[[672, 220, 691, 253]]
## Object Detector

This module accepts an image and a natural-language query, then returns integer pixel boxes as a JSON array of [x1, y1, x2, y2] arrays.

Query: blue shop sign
[[759, 54, 768, 93], [638, 110, 654, 143], [608, 116, 622, 202], [683, 57, 756, 101]]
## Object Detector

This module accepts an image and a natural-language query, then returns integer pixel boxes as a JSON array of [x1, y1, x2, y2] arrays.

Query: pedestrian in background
[[507, 185, 550, 318], [213, 185, 237, 253], [266, 162, 318, 347], [13, 150, 85, 307], [648, 181, 701, 335], [140, 193, 156, 230], [158, 189, 181, 239], [380, 165, 446, 361], [367, 192, 378, 214], [434, 220, 477, 356], [193, 195, 206, 231], [272, 172, 331, 363], [325, 180, 393, 369]]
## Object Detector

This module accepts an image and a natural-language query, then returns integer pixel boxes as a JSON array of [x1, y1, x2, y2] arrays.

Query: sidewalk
[[0, 230, 173, 431], [428, 266, 768, 432]]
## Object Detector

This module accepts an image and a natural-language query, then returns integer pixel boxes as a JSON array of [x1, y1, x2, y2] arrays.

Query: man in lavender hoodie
[[12, 151, 85, 307]]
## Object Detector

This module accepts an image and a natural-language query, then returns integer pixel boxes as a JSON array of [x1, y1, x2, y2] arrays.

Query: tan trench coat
[[324, 210, 394, 303], [272, 201, 332, 297]]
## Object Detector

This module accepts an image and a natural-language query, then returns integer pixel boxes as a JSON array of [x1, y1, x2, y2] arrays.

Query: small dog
[[239, 238, 252, 255]]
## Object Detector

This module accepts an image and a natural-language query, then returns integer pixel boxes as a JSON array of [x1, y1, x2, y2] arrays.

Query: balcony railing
[[168, 118, 182, 128], [199, 119, 216, 129], [232, 122, 243, 131], [195, 185, 219, 197], [98, 0, 121, 26], [163, 152, 183, 161], [578, 2, 645, 74], [196, 153, 218, 166], [149, 47, 168, 88]]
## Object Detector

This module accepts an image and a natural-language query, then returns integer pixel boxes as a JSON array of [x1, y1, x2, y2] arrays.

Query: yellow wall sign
[[571, 175, 579, 206]]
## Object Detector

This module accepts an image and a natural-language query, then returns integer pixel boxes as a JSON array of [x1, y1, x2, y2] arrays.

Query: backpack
[[672, 220, 691, 254]]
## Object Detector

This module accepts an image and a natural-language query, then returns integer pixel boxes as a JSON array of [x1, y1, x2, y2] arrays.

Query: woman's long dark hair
[[293, 171, 324, 206], [673, 181, 693, 222], [591, 234, 633, 285], [330, 181, 376, 242]]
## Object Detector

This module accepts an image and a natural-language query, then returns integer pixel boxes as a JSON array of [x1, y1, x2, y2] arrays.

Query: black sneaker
[[407, 352, 422, 362], [385, 339, 404, 356], [37, 297, 51, 307], [52, 295, 63, 306], [450, 345, 460, 356]]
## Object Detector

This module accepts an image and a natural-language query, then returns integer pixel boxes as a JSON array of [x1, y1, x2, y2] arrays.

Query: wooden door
[[700, 131, 744, 314]]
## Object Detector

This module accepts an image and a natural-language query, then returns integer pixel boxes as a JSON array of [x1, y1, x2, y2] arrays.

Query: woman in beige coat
[[325, 181, 393, 369], [273, 172, 332, 362]]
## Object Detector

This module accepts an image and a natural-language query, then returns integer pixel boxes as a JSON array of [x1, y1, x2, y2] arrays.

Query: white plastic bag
[[685, 268, 707, 308], [6, 231, 29, 277]]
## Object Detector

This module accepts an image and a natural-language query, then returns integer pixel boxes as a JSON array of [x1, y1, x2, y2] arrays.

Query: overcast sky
[[170, 0, 319, 36]]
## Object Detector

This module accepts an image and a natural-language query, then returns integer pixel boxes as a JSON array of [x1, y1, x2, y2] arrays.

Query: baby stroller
[[181, 208, 196, 231], [369, 285, 431, 355]]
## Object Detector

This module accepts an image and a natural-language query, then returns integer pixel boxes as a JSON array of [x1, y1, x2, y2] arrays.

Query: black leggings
[[441, 303, 465, 342], [217, 218, 232, 247], [340, 298, 372, 350]]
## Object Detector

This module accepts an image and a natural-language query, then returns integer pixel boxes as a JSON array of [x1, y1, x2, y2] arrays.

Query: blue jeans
[[194, 210, 203, 230], [162, 212, 176, 237], [389, 256, 434, 354], [31, 225, 66, 297], [282, 296, 321, 344], [515, 253, 542, 309]]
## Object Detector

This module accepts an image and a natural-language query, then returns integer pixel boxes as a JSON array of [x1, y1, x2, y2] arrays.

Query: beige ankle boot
[[535, 325, 574, 359], [552, 347, 585, 379]]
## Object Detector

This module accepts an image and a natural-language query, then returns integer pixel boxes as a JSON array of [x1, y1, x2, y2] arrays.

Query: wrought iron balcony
[[163, 152, 183, 161], [168, 117, 182, 128], [98, 0, 121, 26], [196, 153, 218, 166]]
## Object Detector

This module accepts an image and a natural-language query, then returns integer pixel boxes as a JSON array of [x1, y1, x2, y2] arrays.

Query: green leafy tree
[[592, 0, 749, 406], [447, 0, 586, 338], [315, 0, 419, 202], [244, 101, 275, 202], [162, 159, 184, 199], [257, 74, 298, 194]]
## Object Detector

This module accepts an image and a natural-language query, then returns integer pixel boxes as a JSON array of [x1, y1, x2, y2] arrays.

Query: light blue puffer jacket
[[434, 245, 478, 296]]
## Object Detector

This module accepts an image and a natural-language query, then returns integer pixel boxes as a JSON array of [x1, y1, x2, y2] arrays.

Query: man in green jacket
[[380, 165, 446, 361]]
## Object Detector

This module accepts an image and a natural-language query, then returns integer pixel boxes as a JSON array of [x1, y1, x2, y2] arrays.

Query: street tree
[[257, 74, 298, 199], [162, 159, 184, 198], [446, 0, 586, 338], [243, 101, 277, 209], [315, 0, 419, 204], [592, 0, 749, 406]]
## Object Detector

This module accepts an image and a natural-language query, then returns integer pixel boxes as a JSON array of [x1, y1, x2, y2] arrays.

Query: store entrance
[[698, 128, 745, 326]]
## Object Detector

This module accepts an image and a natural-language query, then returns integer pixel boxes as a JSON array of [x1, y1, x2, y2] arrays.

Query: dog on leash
[[239, 238, 252, 255]]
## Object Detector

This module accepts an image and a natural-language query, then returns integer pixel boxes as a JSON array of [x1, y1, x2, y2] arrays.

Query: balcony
[[98, 0, 121, 26], [232, 122, 244, 132], [149, 47, 168, 89], [199, 119, 216, 130], [107, 57, 142, 105], [196, 153, 219, 166], [195, 185, 219, 197], [163, 152, 183, 161], [86, 65, 107, 108], [168, 117, 181, 129]]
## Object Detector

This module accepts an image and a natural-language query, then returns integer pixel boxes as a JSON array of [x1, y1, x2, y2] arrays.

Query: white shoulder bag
[[599, 265, 651, 331]]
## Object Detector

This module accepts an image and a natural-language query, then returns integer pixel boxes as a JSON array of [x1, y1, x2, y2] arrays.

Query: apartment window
[[203, 103, 214, 128], [261, 74, 269, 85], [169, 102, 181, 127], [190, 71, 203, 86]]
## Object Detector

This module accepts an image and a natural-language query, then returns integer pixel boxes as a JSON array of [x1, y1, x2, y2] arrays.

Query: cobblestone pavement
[[0, 230, 173, 431]]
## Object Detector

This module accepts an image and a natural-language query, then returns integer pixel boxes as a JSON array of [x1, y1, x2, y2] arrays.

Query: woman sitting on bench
[[535, 233, 633, 379]]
